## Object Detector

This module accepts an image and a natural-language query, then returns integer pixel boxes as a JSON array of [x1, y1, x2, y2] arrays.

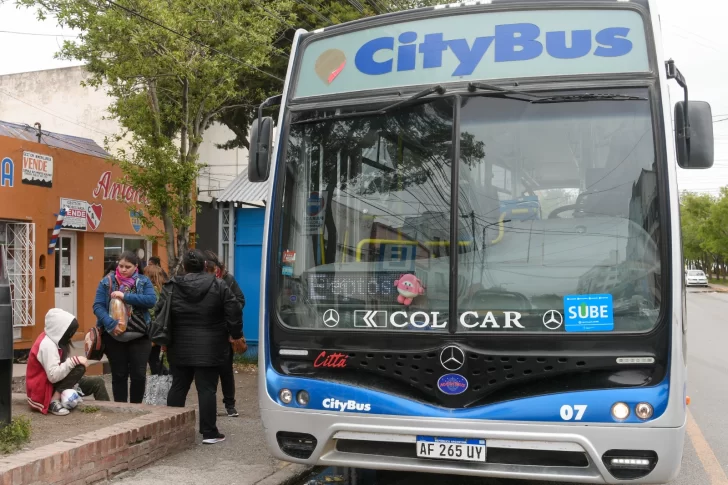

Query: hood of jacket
[[174, 272, 216, 303], [44, 308, 77, 347]]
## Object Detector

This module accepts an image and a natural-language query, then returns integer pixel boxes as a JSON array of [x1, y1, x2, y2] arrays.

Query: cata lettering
[[355, 24, 633, 77], [313, 351, 348, 368]]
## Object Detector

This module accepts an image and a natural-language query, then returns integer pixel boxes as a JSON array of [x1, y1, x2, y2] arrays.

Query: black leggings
[[148, 345, 168, 375], [220, 344, 235, 408], [102, 334, 151, 403]]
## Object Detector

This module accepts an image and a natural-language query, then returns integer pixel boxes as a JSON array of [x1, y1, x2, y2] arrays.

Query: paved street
[[296, 288, 728, 485]]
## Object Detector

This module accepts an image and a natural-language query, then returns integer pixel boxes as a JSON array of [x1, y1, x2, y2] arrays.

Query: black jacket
[[222, 273, 245, 311], [158, 272, 243, 367]]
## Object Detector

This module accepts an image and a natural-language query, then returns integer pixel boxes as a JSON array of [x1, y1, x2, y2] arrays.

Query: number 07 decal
[[560, 404, 588, 421]]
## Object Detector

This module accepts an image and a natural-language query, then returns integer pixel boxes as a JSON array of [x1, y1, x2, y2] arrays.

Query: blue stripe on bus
[[264, 365, 669, 423]]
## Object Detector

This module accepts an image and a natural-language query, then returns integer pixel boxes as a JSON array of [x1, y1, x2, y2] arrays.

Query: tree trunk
[[161, 204, 177, 273]]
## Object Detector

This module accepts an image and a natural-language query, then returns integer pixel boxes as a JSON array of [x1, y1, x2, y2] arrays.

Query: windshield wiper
[[291, 85, 446, 125], [467, 82, 544, 101], [531, 93, 648, 104]]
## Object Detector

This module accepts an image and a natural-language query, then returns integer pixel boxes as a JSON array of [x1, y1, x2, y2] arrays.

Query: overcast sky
[[0, 0, 725, 194]]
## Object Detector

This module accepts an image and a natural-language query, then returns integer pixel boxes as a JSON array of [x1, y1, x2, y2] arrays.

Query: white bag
[[143, 374, 172, 406]]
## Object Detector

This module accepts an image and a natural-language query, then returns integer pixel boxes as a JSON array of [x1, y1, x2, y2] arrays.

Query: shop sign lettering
[[92, 171, 148, 204], [1, 157, 14, 188], [21, 151, 53, 187]]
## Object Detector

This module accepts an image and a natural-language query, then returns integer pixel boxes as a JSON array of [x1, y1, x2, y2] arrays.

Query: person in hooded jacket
[[204, 250, 244, 417], [159, 249, 246, 444], [26, 308, 110, 415]]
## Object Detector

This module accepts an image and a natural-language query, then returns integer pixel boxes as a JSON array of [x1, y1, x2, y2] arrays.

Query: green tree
[[701, 188, 728, 277], [680, 191, 716, 273], [216, 0, 443, 150], [15, 0, 293, 271]]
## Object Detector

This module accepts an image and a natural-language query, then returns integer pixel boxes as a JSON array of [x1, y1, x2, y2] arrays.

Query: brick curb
[[0, 393, 196, 485], [256, 464, 314, 485]]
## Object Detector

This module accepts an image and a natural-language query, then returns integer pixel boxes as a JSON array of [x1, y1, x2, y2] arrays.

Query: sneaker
[[202, 433, 226, 444], [49, 401, 69, 416], [226, 407, 239, 417]]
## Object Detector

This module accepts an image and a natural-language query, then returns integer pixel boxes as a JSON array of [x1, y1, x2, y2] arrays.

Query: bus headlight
[[611, 402, 630, 420], [279, 389, 293, 404], [635, 402, 654, 420], [297, 390, 310, 406]]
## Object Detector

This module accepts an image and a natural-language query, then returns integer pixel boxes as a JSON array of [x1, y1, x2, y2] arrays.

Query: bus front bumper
[[260, 407, 685, 484]]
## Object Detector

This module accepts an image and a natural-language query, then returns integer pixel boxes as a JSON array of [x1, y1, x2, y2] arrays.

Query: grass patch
[[233, 354, 258, 365], [0, 417, 31, 454], [81, 406, 100, 414]]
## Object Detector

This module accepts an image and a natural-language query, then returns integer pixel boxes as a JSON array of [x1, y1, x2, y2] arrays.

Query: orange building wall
[[0, 135, 170, 349]]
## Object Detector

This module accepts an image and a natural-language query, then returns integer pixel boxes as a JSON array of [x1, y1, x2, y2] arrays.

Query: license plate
[[416, 436, 486, 462]]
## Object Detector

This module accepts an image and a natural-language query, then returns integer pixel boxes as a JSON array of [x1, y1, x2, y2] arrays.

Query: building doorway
[[54, 231, 77, 317]]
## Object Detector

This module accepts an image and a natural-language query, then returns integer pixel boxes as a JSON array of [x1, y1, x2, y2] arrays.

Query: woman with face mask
[[26, 308, 109, 415], [92, 250, 157, 403]]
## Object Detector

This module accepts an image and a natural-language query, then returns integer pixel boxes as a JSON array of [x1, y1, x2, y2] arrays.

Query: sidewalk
[[708, 281, 728, 292], [107, 365, 312, 485]]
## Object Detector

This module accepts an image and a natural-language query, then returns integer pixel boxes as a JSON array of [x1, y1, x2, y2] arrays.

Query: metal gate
[[4, 223, 35, 327]]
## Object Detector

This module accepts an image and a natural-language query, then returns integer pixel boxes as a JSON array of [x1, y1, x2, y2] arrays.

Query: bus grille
[[336, 439, 590, 467]]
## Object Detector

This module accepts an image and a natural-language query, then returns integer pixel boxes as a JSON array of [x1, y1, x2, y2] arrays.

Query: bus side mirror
[[248, 116, 274, 182], [675, 100, 714, 169]]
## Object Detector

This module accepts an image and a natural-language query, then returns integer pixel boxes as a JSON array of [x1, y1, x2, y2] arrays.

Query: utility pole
[[0, 251, 12, 426]]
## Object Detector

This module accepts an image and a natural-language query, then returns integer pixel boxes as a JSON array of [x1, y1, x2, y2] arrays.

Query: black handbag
[[149, 282, 173, 346]]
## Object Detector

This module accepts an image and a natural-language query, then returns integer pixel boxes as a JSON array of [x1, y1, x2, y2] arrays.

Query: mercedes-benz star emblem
[[440, 346, 465, 372], [542, 310, 563, 330], [323, 309, 340, 328]]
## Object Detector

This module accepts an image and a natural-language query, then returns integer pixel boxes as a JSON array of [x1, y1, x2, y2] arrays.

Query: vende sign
[[92, 171, 149, 204]]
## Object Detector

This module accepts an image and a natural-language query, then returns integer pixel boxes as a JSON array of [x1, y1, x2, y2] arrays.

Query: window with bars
[[2, 223, 35, 327]]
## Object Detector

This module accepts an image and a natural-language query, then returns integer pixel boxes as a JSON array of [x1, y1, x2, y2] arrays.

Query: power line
[[104, 0, 284, 82], [0, 30, 79, 38], [250, 0, 305, 31], [366, 0, 385, 14], [295, 0, 334, 25], [0, 89, 114, 137], [309, 0, 342, 24], [346, 0, 366, 13], [36, 127, 113, 159]]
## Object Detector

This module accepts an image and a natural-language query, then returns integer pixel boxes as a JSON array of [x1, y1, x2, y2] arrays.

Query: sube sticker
[[563, 294, 614, 332]]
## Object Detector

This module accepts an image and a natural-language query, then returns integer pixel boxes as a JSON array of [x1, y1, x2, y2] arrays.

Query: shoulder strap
[[107, 274, 114, 295]]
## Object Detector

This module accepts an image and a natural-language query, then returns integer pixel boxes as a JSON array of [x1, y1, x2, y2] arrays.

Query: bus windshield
[[275, 87, 661, 334]]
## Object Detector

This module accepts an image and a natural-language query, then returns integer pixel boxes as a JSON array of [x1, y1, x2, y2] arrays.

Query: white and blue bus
[[248, 1, 714, 482]]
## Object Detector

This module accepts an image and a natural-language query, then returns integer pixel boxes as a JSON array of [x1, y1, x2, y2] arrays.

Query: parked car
[[686, 270, 709, 287]]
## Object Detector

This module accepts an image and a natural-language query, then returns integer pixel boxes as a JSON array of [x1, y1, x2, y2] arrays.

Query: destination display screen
[[307, 272, 400, 302], [295, 9, 649, 98]]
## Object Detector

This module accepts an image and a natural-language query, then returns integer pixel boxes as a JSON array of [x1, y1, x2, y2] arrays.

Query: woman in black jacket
[[204, 250, 245, 417], [160, 249, 246, 444]]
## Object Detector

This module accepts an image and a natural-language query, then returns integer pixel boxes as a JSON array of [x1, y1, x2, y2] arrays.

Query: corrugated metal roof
[[217, 169, 269, 204], [0, 120, 109, 158]]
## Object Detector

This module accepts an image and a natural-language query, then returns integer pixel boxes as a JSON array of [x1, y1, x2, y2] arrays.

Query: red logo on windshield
[[314, 351, 348, 368], [315, 49, 346, 85]]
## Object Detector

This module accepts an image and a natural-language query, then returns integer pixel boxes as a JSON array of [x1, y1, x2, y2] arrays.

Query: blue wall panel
[[233, 208, 265, 352]]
